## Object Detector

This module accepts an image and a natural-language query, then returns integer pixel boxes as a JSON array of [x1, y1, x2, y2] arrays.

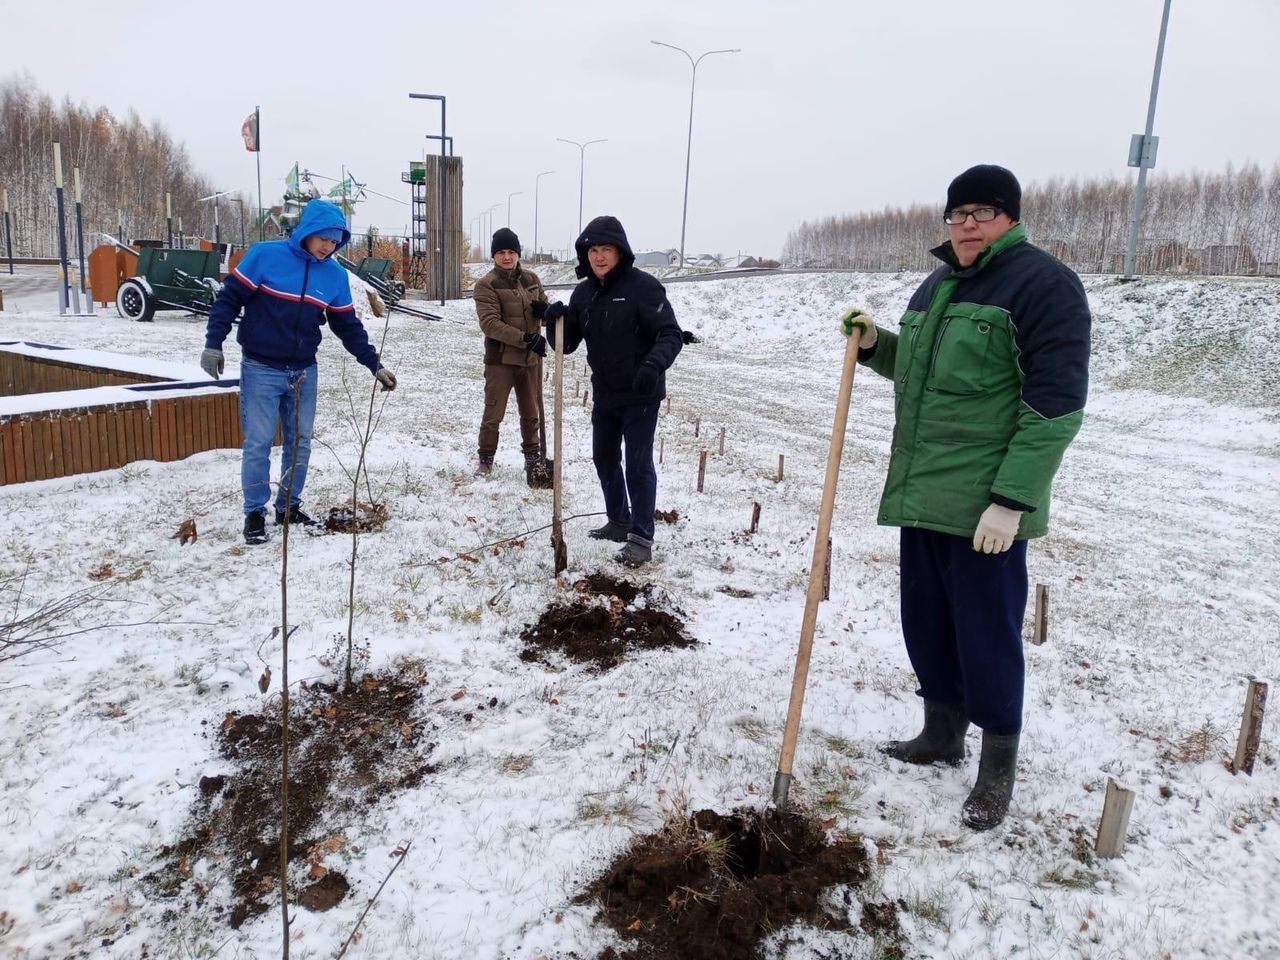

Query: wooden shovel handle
[[774, 329, 863, 802]]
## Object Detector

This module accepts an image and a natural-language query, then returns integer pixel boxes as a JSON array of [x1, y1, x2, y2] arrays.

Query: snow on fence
[[0, 341, 247, 485]]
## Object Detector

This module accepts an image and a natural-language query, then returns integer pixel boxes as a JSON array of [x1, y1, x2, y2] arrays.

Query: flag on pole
[[241, 110, 259, 152], [285, 162, 300, 194]]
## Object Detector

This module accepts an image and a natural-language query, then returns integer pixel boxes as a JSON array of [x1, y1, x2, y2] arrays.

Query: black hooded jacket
[[549, 215, 683, 410]]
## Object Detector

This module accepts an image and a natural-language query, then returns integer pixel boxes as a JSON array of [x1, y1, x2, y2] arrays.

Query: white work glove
[[200, 348, 224, 379], [973, 504, 1022, 554], [838, 307, 877, 349], [375, 367, 397, 392]]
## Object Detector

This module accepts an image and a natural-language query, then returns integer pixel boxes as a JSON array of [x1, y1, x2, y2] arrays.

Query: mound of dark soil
[[323, 500, 389, 533], [581, 807, 901, 960], [148, 669, 434, 929], [519, 573, 695, 670]]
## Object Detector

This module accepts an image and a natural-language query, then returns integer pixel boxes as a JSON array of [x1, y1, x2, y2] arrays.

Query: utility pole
[[1123, 0, 1172, 278], [557, 137, 607, 235], [651, 40, 740, 269], [534, 170, 554, 261]]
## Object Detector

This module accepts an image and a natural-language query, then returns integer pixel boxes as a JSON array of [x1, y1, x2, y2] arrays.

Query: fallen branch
[[401, 511, 607, 566], [333, 840, 413, 959]]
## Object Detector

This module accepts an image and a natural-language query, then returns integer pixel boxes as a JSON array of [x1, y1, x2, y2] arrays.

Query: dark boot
[[878, 700, 969, 765], [962, 731, 1020, 831], [473, 455, 494, 478], [243, 511, 268, 545], [614, 534, 652, 567], [588, 520, 630, 542]]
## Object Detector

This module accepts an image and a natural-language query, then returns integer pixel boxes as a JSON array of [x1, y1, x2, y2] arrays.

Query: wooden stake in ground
[[1094, 777, 1135, 858], [750, 501, 761, 533], [659, 436, 664, 464], [822, 537, 832, 600], [718, 426, 726, 455], [777, 454, 785, 482], [551, 317, 567, 574], [1032, 583, 1049, 645], [696, 450, 707, 492], [772, 327, 864, 807], [1231, 679, 1268, 775], [694, 416, 700, 438]]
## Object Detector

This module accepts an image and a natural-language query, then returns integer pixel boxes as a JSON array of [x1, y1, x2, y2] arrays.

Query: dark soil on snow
[[323, 500, 389, 533], [146, 668, 435, 929], [581, 807, 903, 960], [519, 573, 696, 670]]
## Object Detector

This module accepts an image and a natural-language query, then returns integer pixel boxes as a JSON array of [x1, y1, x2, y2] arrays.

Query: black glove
[[523, 332, 547, 357], [530, 300, 548, 320], [633, 362, 660, 395], [543, 301, 569, 324], [681, 330, 701, 345]]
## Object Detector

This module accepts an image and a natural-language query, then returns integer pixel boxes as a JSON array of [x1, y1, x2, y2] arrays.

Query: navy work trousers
[[591, 401, 660, 543], [899, 527, 1028, 735]]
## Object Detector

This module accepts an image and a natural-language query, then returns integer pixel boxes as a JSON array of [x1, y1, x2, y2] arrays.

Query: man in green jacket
[[841, 164, 1091, 830]]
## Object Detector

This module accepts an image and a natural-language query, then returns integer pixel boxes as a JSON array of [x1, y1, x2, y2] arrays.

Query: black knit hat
[[946, 164, 1021, 222], [491, 227, 521, 257]]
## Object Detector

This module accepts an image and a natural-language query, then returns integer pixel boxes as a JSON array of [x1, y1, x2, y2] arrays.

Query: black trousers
[[899, 527, 1029, 734]]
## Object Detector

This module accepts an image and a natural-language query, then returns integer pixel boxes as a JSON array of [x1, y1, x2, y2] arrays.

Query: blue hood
[[289, 200, 351, 259]]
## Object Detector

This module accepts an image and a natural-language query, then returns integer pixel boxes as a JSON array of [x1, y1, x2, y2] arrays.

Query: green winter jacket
[[862, 224, 1091, 539]]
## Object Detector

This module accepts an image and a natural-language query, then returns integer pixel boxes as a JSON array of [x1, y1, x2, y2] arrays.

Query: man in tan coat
[[473, 227, 550, 484]]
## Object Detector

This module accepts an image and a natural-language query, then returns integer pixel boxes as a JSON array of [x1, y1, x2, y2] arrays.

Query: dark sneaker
[[614, 535, 652, 567], [588, 520, 630, 542], [275, 505, 319, 527], [243, 511, 268, 545], [473, 456, 494, 477]]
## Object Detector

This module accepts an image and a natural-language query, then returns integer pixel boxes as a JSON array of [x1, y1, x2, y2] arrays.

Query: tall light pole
[[409, 92, 448, 304], [197, 189, 235, 260], [557, 137, 607, 235], [651, 40, 740, 269], [1122, 0, 1172, 278], [534, 170, 554, 261], [506, 190, 523, 228], [483, 202, 502, 252]]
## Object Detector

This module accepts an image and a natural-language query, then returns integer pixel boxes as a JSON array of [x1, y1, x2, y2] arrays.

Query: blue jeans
[[899, 527, 1029, 735], [591, 402, 660, 542], [239, 358, 318, 516]]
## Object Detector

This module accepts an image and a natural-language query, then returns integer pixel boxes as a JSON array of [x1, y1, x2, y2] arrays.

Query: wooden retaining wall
[[1, 352, 167, 397], [0, 390, 243, 485]]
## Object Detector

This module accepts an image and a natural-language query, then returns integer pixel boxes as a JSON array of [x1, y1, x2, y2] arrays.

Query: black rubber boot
[[588, 520, 630, 542], [877, 700, 969, 765], [961, 731, 1020, 831]]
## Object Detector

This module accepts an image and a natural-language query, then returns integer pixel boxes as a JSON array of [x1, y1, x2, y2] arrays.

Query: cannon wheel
[[116, 279, 156, 322]]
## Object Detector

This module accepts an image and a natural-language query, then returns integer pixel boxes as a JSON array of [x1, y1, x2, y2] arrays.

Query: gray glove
[[375, 367, 397, 392], [200, 348, 224, 379]]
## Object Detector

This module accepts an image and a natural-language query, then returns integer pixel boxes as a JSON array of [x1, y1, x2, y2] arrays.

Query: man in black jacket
[[544, 215, 683, 566]]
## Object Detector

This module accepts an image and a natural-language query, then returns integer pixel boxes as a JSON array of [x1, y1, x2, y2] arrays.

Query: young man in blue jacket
[[200, 200, 397, 544], [544, 215, 683, 566]]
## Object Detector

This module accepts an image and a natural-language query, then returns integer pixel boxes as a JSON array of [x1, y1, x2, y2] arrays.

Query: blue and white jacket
[[205, 200, 379, 373]]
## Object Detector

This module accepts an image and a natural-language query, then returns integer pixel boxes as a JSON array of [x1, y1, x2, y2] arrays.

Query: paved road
[[0, 265, 75, 314]]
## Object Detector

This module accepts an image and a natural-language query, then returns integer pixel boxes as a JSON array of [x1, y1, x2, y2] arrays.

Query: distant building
[[635, 249, 678, 267]]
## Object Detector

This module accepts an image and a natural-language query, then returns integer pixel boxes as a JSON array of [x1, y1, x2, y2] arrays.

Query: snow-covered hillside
[[1, 271, 1277, 959]]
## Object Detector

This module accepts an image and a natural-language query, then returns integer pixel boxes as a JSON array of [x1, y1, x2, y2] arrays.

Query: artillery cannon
[[115, 246, 221, 322]]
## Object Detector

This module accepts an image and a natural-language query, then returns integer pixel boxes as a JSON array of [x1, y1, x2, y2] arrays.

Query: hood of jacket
[[288, 199, 351, 261], [574, 215, 635, 280]]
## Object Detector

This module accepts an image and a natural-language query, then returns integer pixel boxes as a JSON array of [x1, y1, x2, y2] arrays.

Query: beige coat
[[474, 264, 547, 366]]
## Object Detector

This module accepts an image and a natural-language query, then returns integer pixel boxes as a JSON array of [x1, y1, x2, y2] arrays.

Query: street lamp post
[[506, 190, 523, 228], [651, 40, 740, 269], [557, 137, 607, 235], [534, 170, 554, 261], [483, 202, 502, 253], [198, 190, 235, 263], [409, 92, 448, 305], [1122, 0, 1172, 278]]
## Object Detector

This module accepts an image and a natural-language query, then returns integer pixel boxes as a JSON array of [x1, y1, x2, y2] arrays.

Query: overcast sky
[[10, 0, 1280, 259]]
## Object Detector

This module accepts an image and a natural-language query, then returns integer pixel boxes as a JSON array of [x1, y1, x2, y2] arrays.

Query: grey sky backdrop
[[9, 0, 1280, 259]]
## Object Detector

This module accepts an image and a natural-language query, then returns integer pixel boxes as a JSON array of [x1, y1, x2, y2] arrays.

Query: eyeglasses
[[944, 206, 1001, 225]]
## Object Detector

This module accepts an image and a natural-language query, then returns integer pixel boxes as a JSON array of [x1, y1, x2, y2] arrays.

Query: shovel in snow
[[528, 358, 555, 489], [772, 323, 867, 808], [550, 316, 568, 574]]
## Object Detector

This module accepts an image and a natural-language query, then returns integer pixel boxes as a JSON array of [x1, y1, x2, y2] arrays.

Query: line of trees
[[0, 74, 252, 257], [782, 163, 1280, 276]]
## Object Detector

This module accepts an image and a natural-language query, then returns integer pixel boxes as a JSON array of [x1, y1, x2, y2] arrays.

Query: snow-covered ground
[[1, 270, 1278, 959]]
